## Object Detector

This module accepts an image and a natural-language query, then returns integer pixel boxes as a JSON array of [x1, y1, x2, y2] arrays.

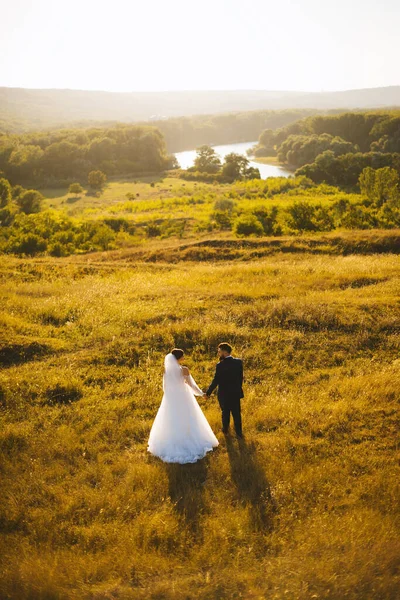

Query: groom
[[205, 342, 244, 439]]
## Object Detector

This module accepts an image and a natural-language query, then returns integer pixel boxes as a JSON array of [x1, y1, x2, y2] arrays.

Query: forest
[[149, 109, 327, 152], [253, 110, 400, 185], [0, 125, 174, 187], [0, 109, 328, 188]]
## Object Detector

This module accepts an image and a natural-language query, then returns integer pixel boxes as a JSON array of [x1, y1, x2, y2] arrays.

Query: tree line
[[1, 108, 317, 188], [150, 109, 332, 152], [0, 125, 174, 187], [253, 111, 400, 186]]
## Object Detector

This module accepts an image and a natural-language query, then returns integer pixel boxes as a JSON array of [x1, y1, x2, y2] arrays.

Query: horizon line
[[1, 84, 400, 95]]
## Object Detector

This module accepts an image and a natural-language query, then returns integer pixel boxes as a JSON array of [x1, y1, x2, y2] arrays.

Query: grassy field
[[41, 176, 193, 215], [40, 176, 360, 225], [1, 239, 399, 599]]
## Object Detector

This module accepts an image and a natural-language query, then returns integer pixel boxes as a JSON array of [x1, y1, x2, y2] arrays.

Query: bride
[[147, 349, 219, 463]]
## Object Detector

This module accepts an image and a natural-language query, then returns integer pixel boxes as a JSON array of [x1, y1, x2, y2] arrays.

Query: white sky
[[1, 0, 399, 92]]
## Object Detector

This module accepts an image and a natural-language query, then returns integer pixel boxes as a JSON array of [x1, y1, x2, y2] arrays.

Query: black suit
[[206, 356, 244, 436]]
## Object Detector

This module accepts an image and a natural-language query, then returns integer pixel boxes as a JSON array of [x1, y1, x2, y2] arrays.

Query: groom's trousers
[[219, 396, 242, 436]]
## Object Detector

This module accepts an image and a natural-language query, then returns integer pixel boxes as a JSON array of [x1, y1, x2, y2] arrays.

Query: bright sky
[[1, 0, 399, 92]]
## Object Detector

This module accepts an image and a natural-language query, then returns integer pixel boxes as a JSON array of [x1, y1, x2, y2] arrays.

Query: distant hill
[[0, 86, 399, 132]]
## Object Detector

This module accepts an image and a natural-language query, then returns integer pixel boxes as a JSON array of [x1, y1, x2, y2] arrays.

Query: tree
[[193, 146, 221, 173], [90, 224, 115, 250], [0, 177, 15, 226], [277, 134, 356, 167], [257, 129, 277, 155], [297, 151, 400, 187], [359, 166, 399, 207], [68, 183, 83, 197], [16, 190, 43, 214], [222, 153, 250, 181], [259, 128, 275, 150], [12, 185, 24, 199], [88, 170, 107, 190], [166, 155, 180, 170], [0, 178, 12, 208], [244, 166, 261, 180]]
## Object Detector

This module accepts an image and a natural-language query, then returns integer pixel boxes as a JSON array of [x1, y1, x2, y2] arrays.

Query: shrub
[[313, 206, 335, 231], [287, 201, 317, 232], [214, 198, 236, 212], [146, 224, 161, 237], [252, 206, 280, 235], [339, 205, 377, 230], [234, 214, 264, 237], [48, 241, 67, 257], [212, 211, 233, 230], [7, 233, 47, 255], [90, 223, 115, 250]]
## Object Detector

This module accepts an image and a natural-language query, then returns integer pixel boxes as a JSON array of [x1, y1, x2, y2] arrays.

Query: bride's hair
[[171, 348, 184, 360]]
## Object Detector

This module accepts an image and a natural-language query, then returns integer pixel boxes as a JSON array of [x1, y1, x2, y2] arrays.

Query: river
[[174, 141, 292, 179]]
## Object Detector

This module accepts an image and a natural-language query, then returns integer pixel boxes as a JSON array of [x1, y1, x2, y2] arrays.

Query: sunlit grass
[[41, 177, 218, 216], [1, 249, 399, 599], [40, 176, 361, 230]]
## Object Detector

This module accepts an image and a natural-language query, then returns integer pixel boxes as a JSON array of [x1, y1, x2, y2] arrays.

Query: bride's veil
[[163, 353, 184, 393]]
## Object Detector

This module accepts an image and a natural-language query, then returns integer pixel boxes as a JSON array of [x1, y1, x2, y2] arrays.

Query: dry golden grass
[[1, 244, 399, 599]]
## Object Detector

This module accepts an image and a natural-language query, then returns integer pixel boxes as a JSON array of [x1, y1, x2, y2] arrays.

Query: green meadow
[[42, 176, 357, 219]]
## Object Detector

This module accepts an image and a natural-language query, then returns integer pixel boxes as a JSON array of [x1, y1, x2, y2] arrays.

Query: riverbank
[[252, 155, 296, 172], [174, 141, 293, 179]]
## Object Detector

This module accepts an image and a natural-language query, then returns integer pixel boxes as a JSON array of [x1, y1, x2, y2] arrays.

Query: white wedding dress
[[147, 353, 219, 463]]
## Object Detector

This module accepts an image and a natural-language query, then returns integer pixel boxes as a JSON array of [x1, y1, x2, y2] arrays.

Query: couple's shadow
[[225, 436, 276, 532], [165, 437, 276, 535], [165, 457, 209, 537]]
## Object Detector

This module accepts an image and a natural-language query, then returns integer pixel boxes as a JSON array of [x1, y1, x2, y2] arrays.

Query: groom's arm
[[206, 364, 220, 396], [239, 359, 244, 384]]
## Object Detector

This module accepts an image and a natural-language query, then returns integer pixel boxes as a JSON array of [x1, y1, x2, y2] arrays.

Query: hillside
[[1, 242, 399, 599], [1, 86, 400, 132], [1, 153, 400, 599]]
